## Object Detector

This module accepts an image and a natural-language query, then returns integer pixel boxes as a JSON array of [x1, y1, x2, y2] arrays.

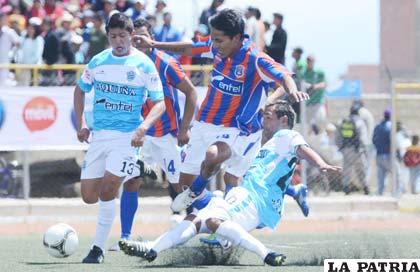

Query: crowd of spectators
[[0, 0, 186, 85], [0, 0, 296, 86]]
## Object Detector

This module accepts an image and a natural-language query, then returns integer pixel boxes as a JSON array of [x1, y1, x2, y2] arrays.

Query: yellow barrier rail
[[394, 82, 420, 90], [0, 64, 213, 86]]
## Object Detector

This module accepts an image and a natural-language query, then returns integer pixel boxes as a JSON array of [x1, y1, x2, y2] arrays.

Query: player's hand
[[131, 126, 147, 147], [288, 91, 310, 103], [319, 164, 342, 173], [132, 35, 153, 49], [177, 128, 190, 147], [77, 128, 90, 143]]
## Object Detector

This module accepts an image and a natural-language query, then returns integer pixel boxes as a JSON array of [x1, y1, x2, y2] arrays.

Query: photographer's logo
[[325, 259, 420, 272], [23, 97, 57, 132]]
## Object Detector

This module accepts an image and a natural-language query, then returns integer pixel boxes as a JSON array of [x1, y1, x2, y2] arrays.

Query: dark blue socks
[[192, 190, 213, 210], [120, 191, 138, 239], [190, 175, 209, 195]]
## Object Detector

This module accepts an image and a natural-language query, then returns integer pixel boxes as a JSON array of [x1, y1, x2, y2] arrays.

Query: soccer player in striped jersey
[[110, 18, 198, 250], [120, 100, 341, 266], [133, 9, 309, 213]]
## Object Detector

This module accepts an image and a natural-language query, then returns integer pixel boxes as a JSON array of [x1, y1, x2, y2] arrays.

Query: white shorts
[[141, 134, 180, 184], [81, 130, 138, 180], [181, 121, 262, 178], [195, 187, 260, 232]]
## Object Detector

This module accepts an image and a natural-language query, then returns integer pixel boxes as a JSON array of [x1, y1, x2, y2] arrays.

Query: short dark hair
[[105, 12, 134, 34], [209, 9, 244, 38], [293, 47, 303, 55], [273, 13, 283, 21], [266, 100, 296, 129], [254, 8, 261, 20], [133, 17, 153, 38]]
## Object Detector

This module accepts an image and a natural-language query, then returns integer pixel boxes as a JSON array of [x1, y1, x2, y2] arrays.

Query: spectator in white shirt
[[0, 11, 20, 86], [16, 17, 44, 86]]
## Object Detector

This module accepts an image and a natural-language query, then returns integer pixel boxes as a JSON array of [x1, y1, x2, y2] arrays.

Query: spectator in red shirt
[[404, 135, 420, 194], [44, 0, 64, 25], [26, 0, 46, 20]]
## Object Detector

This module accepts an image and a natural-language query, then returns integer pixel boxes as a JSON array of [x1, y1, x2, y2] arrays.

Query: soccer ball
[[43, 223, 79, 258]]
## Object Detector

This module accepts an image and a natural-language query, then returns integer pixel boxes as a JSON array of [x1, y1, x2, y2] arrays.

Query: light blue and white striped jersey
[[78, 48, 163, 132], [242, 129, 307, 229]]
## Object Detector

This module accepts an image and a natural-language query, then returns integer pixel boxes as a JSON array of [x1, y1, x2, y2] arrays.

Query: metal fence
[[0, 64, 419, 199], [0, 63, 213, 87]]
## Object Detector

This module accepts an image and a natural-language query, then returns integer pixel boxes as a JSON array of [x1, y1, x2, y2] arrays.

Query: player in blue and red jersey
[[111, 18, 198, 250], [133, 9, 309, 212]]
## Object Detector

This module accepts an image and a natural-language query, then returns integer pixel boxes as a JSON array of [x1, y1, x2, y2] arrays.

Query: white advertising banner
[[0, 86, 209, 151], [0, 87, 88, 150]]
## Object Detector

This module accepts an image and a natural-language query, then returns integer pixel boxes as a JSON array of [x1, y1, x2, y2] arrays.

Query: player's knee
[[205, 218, 222, 233], [204, 145, 220, 166], [123, 178, 141, 192], [205, 142, 231, 165], [81, 191, 98, 204], [99, 184, 119, 201]]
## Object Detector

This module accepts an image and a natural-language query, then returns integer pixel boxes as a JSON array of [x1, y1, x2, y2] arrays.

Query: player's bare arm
[[131, 100, 166, 147], [296, 145, 342, 173], [73, 85, 90, 143], [133, 35, 194, 55], [267, 85, 286, 105], [282, 74, 310, 103], [175, 77, 198, 146]]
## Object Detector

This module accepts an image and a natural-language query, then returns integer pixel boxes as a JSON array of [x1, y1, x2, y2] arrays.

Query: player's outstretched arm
[[132, 35, 194, 56], [282, 74, 310, 103], [267, 85, 286, 105], [176, 77, 198, 146], [296, 145, 342, 173], [73, 85, 90, 143]]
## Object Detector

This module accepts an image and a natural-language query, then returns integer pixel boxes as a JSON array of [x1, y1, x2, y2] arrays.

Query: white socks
[[152, 220, 197, 253], [215, 221, 269, 260], [92, 199, 116, 251]]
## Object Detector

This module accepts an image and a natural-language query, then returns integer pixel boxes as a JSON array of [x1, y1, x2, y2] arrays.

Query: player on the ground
[[110, 18, 198, 250], [261, 98, 310, 217], [133, 9, 309, 213], [120, 100, 341, 266], [73, 13, 165, 264]]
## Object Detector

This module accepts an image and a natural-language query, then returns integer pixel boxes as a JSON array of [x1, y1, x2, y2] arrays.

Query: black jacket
[[42, 30, 60, 65], [266, 27, 287, 64]]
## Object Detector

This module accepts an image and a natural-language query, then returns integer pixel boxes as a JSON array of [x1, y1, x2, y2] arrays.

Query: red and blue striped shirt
[[191, 35, 291, 134], [142, 48, 186, 137]]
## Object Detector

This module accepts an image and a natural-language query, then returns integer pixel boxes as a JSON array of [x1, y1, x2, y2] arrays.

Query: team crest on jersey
[[82, 69, 91, 82], [126, 71, 135, 81], [234, 65, 245, 78]]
